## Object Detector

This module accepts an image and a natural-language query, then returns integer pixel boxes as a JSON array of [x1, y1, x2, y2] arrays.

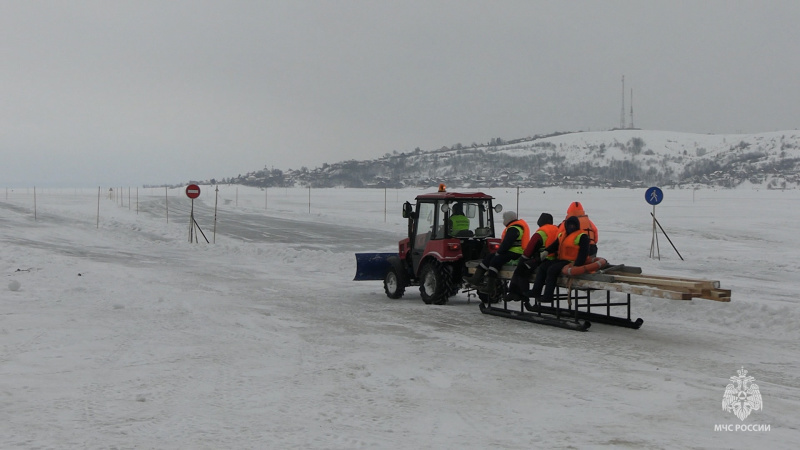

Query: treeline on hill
[[176, 132, 800, 190]]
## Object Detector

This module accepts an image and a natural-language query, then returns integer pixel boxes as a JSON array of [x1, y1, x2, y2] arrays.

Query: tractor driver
[[448, 202, 470, 236], [463, 210, 530, 296]]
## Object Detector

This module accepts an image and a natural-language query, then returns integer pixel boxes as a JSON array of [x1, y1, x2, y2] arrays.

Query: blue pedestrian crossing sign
[[645, 186, 663, 205]]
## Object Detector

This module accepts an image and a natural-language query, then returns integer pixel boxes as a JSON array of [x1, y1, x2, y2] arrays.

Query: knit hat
[[537, 212, 553, 227], [502, 211, 517, 226], [565, 216, 581, 234]]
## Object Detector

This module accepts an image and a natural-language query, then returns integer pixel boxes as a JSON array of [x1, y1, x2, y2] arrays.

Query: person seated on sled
[[448, 202, 470, 237], [463, 210, 529, 296], [528, 215, 590, 303], [559, 201, 599, 256], [505, 212, 559, 302]]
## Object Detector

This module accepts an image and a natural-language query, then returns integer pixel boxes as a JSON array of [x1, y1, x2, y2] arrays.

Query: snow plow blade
[[353, 252, 396, 281]]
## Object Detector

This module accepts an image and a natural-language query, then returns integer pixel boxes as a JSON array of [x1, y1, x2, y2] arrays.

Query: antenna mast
[[620, 75, 626, 129], [630, 88, 634, 129]]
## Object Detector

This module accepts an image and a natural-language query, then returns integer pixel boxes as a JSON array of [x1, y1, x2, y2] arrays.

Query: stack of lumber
[[485, 263, 731, 302]]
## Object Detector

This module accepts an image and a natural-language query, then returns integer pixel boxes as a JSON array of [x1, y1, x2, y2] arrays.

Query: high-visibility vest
[[502, 219, 530, 254], [558, 230, 585, 262], [536, 224, 559, 259], [575, 215, 598, 245], [558, 216, 598, 246], [449, 214, 469, 233]]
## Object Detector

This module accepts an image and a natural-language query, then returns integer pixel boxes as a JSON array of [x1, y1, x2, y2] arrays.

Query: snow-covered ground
[[2, 185, 798, 449]]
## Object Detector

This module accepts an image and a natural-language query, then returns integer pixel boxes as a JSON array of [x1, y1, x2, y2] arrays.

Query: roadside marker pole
[[214, 185, 219, 244]]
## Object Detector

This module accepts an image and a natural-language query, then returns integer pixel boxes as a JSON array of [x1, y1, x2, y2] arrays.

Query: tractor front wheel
[[384, 266, 406, 299], [419, 261, 449, 305]]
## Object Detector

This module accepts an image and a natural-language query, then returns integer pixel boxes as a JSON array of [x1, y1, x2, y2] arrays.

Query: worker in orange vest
[[559, 201, 599, 256], [505, 212, 559, 302], [528, 216, 590, 303], [463, 210, 529, 297]]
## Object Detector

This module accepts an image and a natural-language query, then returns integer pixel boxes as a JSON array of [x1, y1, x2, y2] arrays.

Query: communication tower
[[620, 75, 625, 129], [629, 88, 634, 129]]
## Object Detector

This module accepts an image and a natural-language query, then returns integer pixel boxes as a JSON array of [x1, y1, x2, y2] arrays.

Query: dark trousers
[[508, 260, 539, 296], [529, 259, 570, 301], [480, 251, 521, 274]]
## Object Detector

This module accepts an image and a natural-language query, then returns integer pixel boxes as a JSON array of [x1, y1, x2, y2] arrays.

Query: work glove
[[539, 250, 549, 261]]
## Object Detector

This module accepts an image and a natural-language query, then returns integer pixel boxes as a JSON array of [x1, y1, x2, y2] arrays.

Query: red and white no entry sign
[[185, 184, 201, 199]]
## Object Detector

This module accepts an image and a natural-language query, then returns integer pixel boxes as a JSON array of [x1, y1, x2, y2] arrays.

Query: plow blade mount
[[354, 252, 396, 281]]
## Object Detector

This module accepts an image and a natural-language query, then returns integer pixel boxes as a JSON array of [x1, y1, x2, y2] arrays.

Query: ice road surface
[[1, 185, 798, 449]]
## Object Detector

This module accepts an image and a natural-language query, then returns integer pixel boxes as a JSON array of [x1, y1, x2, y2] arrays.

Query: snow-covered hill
[[493, 129, 800, 188], [222, 129, 800, 190]]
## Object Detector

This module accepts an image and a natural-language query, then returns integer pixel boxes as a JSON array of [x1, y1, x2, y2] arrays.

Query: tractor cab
[[354, 185, 503, 305], [402, 190, 501, 277]]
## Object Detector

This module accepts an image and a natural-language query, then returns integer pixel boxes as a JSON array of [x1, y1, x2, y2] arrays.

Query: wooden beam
[[466, 263, 729, 302], [606, 271, 721, 289], [559, 277, 693, 300]]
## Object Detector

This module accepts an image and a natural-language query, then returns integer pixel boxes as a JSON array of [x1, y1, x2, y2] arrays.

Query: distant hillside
[[197, 129, 800, 190]]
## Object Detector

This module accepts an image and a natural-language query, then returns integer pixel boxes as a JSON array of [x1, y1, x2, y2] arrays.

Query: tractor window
[[464, 203, 477, 219], [443, 200, 496, 238], [414, 202, 436, 248], [472, 200, 495, 237]]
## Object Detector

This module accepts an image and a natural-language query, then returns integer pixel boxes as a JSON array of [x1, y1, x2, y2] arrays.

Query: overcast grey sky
[[2, 1, 799, 187]]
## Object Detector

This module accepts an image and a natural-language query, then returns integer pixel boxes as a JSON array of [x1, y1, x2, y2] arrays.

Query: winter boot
[[481, 271, 498, 296], [504, 291, 528, 302], [463, 266, 486, 286]]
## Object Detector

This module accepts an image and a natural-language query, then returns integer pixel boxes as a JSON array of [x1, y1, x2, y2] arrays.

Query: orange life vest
[[558, 216, 598, 246], [558, 230, 585, 262], [564, 202, 599, 245]]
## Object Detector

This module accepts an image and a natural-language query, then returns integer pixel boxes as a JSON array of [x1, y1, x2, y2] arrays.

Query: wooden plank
[[468, 263, 726, 302], [700, 289, 732, 302], [606, 271, 721, 289], [609, 274, 709, 290], [560, 277, 693, 300]]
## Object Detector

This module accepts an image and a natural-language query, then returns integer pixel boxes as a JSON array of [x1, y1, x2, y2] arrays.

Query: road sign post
[[645, 187, 663, 259], [185, 185, 208, 243], [645, 187, 682, 261]]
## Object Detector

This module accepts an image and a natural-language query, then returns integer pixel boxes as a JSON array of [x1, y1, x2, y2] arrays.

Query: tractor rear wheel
[[419, 261, 449, 305], [383, 266, 406, 299]]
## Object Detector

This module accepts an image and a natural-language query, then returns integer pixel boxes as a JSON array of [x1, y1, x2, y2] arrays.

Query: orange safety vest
[[501, 219, 530, 254], [558, 230, 586, 262], [575, 215, 598, 245], [564, 202, 599, 245], [558, 217, 598, 246], [535, 224, 559, 259]]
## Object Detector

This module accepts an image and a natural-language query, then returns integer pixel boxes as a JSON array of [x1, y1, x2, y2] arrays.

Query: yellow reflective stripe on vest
[[510, 224, 524, 254]]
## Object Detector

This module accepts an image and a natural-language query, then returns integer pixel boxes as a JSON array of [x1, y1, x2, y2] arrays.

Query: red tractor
[[355, 186, 504, 305]]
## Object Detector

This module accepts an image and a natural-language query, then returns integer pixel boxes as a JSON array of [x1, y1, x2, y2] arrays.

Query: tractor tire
[[419, 261, 450, 305], [443, 264, 462, 297], [383, 266, 406, 299]]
